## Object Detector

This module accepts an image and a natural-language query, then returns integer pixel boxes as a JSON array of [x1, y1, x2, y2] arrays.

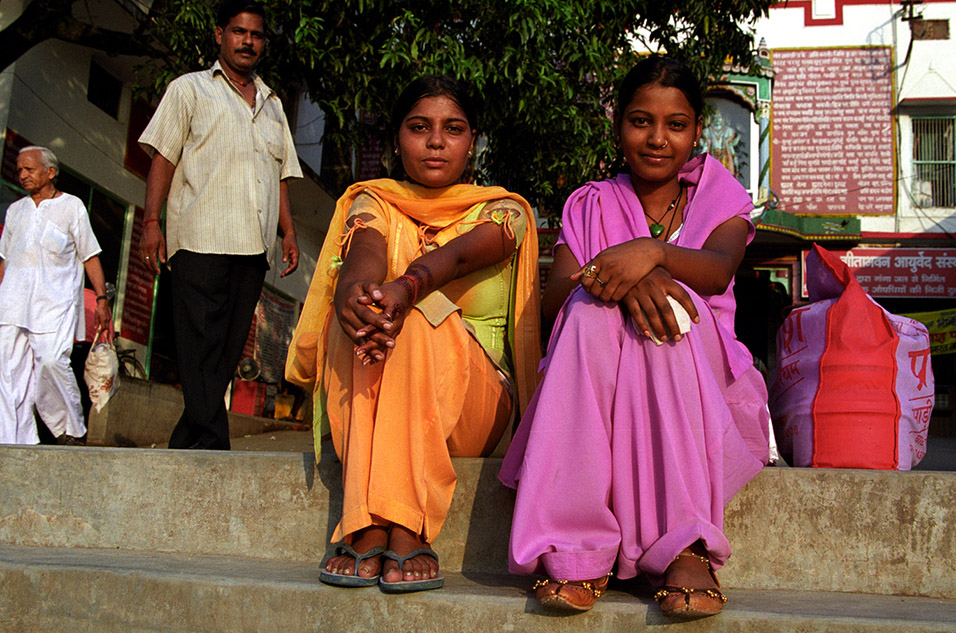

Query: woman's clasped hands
[[335, 277, 417, 365], [571, 237, 699, 343]]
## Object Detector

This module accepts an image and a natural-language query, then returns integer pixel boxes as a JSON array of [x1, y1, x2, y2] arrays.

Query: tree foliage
[[4, 0, 774, 216]]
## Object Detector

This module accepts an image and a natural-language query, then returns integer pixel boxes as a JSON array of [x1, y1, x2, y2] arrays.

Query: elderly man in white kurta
[[0, 146, 112, 445]]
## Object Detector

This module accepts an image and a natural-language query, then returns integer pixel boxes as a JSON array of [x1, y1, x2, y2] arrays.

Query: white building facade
[[0, 2, 335, 412], [750, 0, 956, 432]]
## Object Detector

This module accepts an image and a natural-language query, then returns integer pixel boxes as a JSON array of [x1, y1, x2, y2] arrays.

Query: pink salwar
[[499, 155, 770, 584]]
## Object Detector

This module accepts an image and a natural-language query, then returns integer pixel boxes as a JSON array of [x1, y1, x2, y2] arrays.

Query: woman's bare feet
[[381, 524, 441, 583], [324, 525, 388, 579]]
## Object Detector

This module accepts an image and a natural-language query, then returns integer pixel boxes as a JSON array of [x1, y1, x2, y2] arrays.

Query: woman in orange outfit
[[286, 76, 540, 592]]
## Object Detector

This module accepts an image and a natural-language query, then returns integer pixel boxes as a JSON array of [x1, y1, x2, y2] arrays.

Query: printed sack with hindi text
[[769, 244, 933, 469]]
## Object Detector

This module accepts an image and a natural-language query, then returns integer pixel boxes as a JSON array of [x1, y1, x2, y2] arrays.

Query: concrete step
[[1, 446, 955, 599], [1, 544, 954, 633]]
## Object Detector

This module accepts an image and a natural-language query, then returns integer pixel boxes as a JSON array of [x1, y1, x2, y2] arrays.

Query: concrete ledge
[[0, 446, 954, 598], [0, 446, 333, 566], [86, 378, 295, 447], [724, 468, 956, 599], [0, 545, 954, 633]]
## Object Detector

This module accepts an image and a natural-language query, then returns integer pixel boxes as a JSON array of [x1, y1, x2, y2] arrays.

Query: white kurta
[[0, 193, 101, 443]]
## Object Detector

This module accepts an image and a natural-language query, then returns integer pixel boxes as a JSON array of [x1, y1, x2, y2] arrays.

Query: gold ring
[[596, 277, 607, 287], [583, 264, 599, 279]]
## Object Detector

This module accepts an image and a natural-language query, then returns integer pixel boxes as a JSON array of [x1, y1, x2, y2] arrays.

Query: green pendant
[[649, 223, 665, 238]]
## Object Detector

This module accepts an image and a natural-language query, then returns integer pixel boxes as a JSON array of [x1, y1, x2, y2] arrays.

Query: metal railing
[[912, 116, 955, 208]]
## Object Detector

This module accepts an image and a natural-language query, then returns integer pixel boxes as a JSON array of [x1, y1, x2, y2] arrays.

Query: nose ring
[[661, 140, 668, 148]]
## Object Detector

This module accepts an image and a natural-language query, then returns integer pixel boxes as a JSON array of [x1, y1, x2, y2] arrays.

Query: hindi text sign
[[771, 48, 895, 215], [801, 247, 956, 299]]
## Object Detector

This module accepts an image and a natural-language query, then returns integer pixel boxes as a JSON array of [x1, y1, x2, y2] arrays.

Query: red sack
[[770, 244, 933, 469]]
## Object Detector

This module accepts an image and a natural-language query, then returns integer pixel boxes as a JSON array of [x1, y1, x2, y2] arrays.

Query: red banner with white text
[[801, 248, 956, 299]]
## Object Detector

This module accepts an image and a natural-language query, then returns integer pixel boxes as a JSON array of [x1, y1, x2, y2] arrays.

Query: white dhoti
[[0, 323, 86, 444]]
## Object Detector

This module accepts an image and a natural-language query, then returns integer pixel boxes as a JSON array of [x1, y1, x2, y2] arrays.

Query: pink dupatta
[[558, 154, 754, 334]]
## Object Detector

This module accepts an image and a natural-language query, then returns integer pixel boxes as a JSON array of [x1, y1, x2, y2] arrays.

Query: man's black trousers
[[168, 250, 266, 450]]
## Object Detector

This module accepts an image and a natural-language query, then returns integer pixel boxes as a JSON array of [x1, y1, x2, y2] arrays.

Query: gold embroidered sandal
[[533, 573, 611, 612], [654, 552, 727, 619]]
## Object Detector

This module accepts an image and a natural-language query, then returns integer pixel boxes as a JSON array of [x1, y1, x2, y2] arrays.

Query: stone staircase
[[0, 445, 954, 632]]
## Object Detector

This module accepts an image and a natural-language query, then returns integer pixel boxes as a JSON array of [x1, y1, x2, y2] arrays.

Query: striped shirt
[[138, 61, 302, 263]]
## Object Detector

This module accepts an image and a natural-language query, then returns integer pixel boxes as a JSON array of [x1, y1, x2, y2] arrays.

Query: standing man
[[0, 146, 112, 445], [138, 0, 302, 450]]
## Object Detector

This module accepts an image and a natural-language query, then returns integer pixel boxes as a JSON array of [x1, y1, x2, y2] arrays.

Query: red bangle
[[396, 274, 419, 304], [143, 218, 160, 226]]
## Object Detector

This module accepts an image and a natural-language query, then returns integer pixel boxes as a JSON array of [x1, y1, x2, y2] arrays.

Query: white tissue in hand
[[639, 295, 692, 345]]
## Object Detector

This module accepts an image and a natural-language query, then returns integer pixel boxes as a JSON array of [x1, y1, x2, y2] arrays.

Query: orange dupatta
[[285, 179, 541, 454]]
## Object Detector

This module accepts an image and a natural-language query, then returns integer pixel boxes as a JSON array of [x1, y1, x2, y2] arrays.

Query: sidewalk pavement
[[229, 429, 316, 453], [227, 426, 956, 472], [914, 434, 956, 471]]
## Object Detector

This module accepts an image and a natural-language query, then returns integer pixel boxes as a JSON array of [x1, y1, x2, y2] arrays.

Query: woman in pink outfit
[[499, 56, 770, 619]]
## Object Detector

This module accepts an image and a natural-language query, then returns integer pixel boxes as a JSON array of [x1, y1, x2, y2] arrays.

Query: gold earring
[[394, 147, 399, 156], [467, 150, 473, 158]]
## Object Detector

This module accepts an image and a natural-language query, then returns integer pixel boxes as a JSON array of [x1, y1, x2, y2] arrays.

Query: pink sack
[[769, 244, 933, 469]]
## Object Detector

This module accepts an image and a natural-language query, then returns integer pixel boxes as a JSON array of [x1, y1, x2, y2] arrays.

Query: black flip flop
[[378, 547, 445, 593], [319, 543, 386, 587]]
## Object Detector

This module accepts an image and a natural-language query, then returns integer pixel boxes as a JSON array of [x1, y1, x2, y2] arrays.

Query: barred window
[[912, 116, 955, 208]]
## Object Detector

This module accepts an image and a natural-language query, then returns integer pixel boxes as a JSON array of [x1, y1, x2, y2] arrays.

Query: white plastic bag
[[84, 331, 119, 412]]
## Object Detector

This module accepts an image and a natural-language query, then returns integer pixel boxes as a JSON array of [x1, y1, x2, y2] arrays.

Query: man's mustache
[[235, 47, 257, 56]]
